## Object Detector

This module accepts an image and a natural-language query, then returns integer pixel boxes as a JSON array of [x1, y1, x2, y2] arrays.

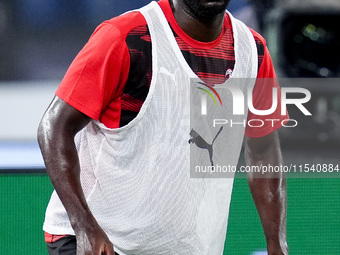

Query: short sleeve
[[245, 34, 289, 138], [56, 22, 130, 121]]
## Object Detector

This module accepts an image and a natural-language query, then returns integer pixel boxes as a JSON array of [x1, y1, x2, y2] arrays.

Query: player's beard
[[182, 0, 231, 21]]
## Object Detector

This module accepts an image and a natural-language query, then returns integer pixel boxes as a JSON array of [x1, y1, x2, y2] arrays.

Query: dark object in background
[[265, 7, 340, 78], [261, 3, 340, 151]]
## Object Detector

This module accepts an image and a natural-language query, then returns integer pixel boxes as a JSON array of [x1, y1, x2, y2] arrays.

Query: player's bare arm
[[244, 131, 289, 255], [37, 96, 115, 255]]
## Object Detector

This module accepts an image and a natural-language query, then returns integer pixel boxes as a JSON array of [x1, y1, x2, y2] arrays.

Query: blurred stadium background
[[0, 0, 339, 254]]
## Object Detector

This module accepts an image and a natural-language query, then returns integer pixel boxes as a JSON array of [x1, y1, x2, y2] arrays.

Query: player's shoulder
[[99, 11, 147, 39], [248, 27, 267, 47], [224, 12, 266, 47]]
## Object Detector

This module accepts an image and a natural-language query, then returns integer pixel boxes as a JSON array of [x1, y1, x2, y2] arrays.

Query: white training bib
[[43, 2, 258, 255]]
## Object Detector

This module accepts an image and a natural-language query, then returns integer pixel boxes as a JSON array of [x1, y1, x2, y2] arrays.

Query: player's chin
[[201, 0, 230, 15], [202, 0, 230, 8], [184, 0, 229, 20]]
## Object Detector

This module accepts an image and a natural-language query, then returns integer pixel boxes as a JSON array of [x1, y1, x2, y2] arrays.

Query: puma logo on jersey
[[225, 69, 233, 79], [160, 67, 179, 83], [188, 126, 224, 166]]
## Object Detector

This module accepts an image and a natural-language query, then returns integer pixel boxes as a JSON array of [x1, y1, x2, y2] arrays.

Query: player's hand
[[75, 221, 115, 255]]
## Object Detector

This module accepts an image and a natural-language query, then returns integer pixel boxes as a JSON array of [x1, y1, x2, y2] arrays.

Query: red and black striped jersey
[[121, 10, 266, 127], [56, 0, 284, 138]]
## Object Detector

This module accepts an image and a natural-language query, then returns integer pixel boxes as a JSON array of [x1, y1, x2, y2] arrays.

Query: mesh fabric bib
[[44, 2, 258, 254]]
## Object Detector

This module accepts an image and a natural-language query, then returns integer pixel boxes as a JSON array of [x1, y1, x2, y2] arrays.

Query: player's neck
[[170, 0, 225, 42]]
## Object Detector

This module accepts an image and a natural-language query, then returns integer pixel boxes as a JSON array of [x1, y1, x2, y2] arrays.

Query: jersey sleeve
[[56, 21, 130, 121], [245, 31, 289, 138]]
